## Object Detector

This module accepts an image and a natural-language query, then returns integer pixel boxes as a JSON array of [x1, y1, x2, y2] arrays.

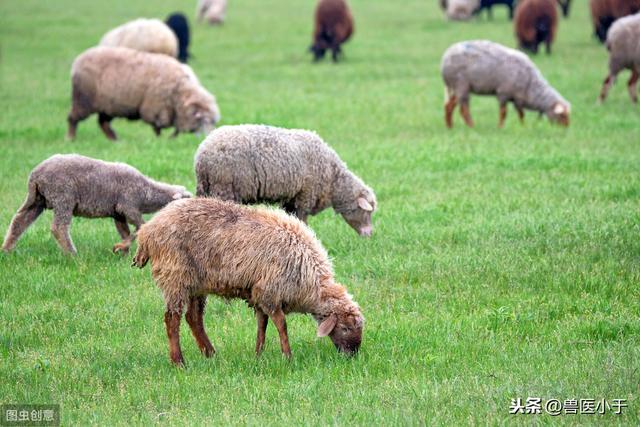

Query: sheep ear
[[553, 103, 566, 115], [357, 197, 373, 212], [317, 314, 337, 337]]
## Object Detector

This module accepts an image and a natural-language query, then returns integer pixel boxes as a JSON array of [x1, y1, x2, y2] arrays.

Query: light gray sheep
[[133, 197, 364, 366], [599, 13, 640, 103], [99, 18, 178, 58], [2, 154, 191, 255], [445, 0, 480, 20], [67, 47, 221, 141], [441, 40, 571, 128], [194, 125, 376, 237], [197, 0, 228, 24]]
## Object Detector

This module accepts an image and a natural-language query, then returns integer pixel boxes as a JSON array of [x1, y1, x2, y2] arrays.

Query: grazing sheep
[[197, 0, 227, 25], [445, 0, 480, 20], [590, 0, 640, 42], [514, 0, 558, 54], [2, 154, 191, 255], [194, 125, 376, 237], [557, 0, 571, 17], [165, 13, 191, 63], [441, 40, 571, 128], [132, 197, 365, 366], [67, 47, 221, 141], [310, 0, 354, 62], [599, 13, 640, 103], [99, 18, 178, 58]]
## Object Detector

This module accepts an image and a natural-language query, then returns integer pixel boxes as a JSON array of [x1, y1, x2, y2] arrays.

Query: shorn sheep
[[2, 154, 191, 255], [165, 13, 191, 63], [514, 0, 558, 54], [132, 198, 364, 366], [194, 125, 377, 237], [197, 0, 227, 25], [99, 18, 179, 58], [67, 47, 221, 141], [590, 0, 640, 42], [441, 40, 570, 128], [310, 0, 354, 62], [599, 13, 640, 104]]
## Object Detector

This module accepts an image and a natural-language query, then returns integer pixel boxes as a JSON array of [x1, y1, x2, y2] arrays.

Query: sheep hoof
[[112, 243, 130, 254]]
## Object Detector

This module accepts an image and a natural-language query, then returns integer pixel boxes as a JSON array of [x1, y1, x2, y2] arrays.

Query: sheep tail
[[132, 242, 149, 268]]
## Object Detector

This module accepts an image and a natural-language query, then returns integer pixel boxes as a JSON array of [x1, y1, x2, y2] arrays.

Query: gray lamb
[[194, 125, 376, 237], [441, 40, 571, 128], [2, 154, 191, 255], [599, 13, 640, 104]]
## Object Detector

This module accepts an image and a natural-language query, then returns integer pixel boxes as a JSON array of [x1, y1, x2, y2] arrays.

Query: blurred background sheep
[[441, 40, 570, 128], [590, 0, 640, 42], [514, 0, 559, 54], [310, 0, 354, 62], [599, 13, 640, 103], [197, 0, 228, 25], [99, 18, 181, 59], [165, 13, 191, 62]]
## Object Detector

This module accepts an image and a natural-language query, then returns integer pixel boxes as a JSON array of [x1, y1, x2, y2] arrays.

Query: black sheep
[[165, 13, 190, 63]]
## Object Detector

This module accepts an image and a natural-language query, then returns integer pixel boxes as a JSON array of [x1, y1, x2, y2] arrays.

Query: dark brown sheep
[[133, 198, 364, 366], [590, 0, 640, 42], [310, 0, 354, 62], [514, 0, 558, 54]]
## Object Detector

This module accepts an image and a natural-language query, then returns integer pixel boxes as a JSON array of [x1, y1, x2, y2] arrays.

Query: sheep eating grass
[[133, 197, 364, 366]]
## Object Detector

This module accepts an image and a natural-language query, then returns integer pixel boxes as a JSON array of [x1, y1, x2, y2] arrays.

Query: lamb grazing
[[99, 18, 178, 58], [441, 40, 571, 128], [310, 0, 354, 62], [556, 0, 571, 18], [445, 0, 480, 21], [195, 125, 376, 237], [599, 13, 640, 104], [132, 197, 365, 366], [165, 13, 191, 63], [514, 0, 558, 54], [197, 0, 228, 25], [590, 0, 640, 42], [2, 154, 191, 255], [67, 47, 221, 141]]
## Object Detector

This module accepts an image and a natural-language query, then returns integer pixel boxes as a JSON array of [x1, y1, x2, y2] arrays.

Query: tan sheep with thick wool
[[99, 18, 179, 58], [133, 197, 364, 366]]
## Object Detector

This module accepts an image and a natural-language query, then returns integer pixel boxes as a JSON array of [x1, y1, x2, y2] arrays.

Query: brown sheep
[[310, 0, 354, 62], [133, 197, 364, 366], [514, 0, 558, 54], [590, 0, 640, 42]]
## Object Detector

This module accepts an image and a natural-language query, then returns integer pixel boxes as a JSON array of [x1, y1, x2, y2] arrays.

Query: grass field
[[1, 0, 639, 425]]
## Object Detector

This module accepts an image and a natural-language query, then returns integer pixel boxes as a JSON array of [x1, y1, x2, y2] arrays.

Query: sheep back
[[606, 13, 640, 72], [136, 197, 333, 314], [99, 18, 178, 58]]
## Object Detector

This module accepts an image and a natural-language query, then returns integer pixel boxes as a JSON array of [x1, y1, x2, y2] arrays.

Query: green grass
[[1, 0, 639, 425]]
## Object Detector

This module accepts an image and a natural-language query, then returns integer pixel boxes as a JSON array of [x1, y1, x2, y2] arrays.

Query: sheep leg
[[50, 210, 76, 255], [66, 81, 92, 140], [270, 309, 292, 358], [165, 310, 185, 367], [628, 67, 639, 104], [599, 73, 616, 103], [515, 105, 525, 123], [185, 296, 215, 357], [459, 99, 474, 128], [498, 102, 507, 128], [331, 45, 342, 62], [113, 209, 144, 253], [2, 202, 45, 252], [153, 125, 162, 137], [444, 94, 457, 129], [98, 113, 117, 141], [113, 216, 130, 240], [255, 308, 268, 356]]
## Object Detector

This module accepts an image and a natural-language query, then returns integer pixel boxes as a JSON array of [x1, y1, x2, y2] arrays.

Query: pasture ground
[[0, 0, 638, 424]]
